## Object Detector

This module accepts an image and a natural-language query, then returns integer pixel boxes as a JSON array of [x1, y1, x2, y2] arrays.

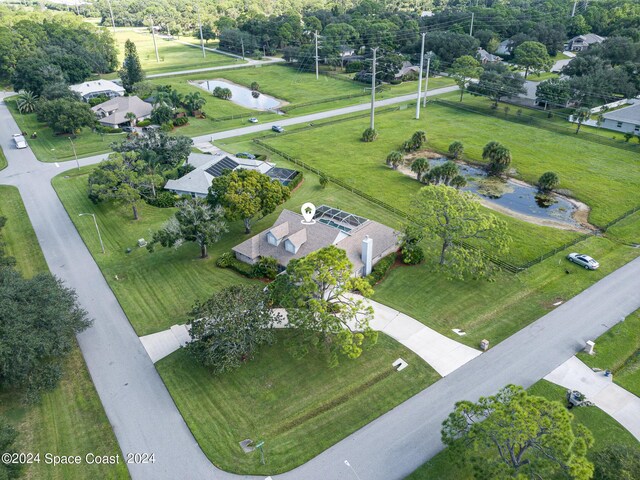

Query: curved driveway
[[1, 93, 639, 480]]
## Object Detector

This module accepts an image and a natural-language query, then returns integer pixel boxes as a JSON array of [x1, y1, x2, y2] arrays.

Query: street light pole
[[470, 12, 475, 36], [370, 47, 378, 130], [105, 0, 116, 35], [150, 17, 160, 63], [79, 213, 105, 254], [68, 137, 80, 170], [416, 32, 426, 119], [344, 460, 362, 480], [423, 52, 433, 108], [314, 30, 320, 80]]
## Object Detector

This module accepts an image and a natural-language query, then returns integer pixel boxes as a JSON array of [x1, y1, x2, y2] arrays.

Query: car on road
[[271, 125, 284, 133], [567, 253, 600, 270], [12, 133, 27, 149], [248, 117, 258, 123]]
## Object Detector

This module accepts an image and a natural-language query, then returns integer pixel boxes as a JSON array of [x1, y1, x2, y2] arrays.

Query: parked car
[[12, 133, 27, 149], [122, 126, 135, 133], [236, 152, 256, 159], [248, 117, 258, 123], [567, 253, 600, 270], [272, 125, 284, 133]]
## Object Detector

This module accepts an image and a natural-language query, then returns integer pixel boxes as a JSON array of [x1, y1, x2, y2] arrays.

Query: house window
[[267, 232, 278, 246], [617, 122, 623, 128], [284, 240, 298, 254], [634, 125, 640, 132]]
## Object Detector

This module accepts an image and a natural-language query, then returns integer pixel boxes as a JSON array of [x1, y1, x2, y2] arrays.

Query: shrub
[[319, 175, 328, 188], [401, 243, 424, 265], [365, 252, 396, 286], [213, 86, 232, 100], [250, 81, 260, 92], [215, 252, 234, 268], [346, 61, 363, 73], [389, 79, 402, 85], [146, 191, 177, 208], [537, 171, 559, 192], [177, 163, 196, 177], [216, 251, 255, 277], [136, 119, 151, 127], [361, 127, 378, 142], [448, 141, 464, 159], [173, 116, 188, 127], [287, 171, 303, 190], [96, 125, 122, 134], [88, 95, 109, 107], [161, 122, 173, 132], [251, 256, 279, 280], [386, 151, 403, 169]]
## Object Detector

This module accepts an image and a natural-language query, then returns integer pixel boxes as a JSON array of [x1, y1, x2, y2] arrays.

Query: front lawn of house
[[0, 186, 128, 480], [407, 379, 640, 480], [0, 148, 6, 170], [156, 331, 439, 475]]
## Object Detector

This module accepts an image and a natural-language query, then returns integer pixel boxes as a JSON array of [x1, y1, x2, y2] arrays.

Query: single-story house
[[599, 100, 640, 134], [339, 46, 356, 57], [395, 61, 420, 79], [495, 40, 514, 56], [69, 79, 125, 101], [164, 153, 298, 198], [232, 206, 400, 277], [476, 48, 502, 64], [91, 96, 153, 128], [565, 34, 605, 52]]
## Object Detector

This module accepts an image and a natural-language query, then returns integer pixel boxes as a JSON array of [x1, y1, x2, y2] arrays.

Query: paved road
[[2, 91, 640, 480]]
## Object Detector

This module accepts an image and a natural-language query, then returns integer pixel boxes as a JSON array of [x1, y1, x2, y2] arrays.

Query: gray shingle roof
[[602, 102, 640, 124], [91, 96, 152, 126]]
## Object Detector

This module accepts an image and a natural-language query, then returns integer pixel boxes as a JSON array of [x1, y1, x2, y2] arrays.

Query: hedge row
[[365, 252, 397, 286]]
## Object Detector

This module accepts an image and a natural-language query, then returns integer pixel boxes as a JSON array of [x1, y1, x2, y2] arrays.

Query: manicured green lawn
[[527, 71, 559, 81], [374, 233, 639, 347], [606, 210, 640, 245], [5, 97, 121, 163], [156, 331, 439, 475], [52, 162, 403, 336], [407, 379, 640, 480], [0, 147, 6, 171], [263, 102, 640, 230], [0, 186, 128, 480], [106, 28, 241, 77], [578, 309, 640, 397]]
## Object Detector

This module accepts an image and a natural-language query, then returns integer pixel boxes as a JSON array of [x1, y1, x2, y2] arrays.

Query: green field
[[5, 97, 120, 163], [108, 29, 241, 76], [0, 186, 128, 480], [0, 147, 6, 170], [578, 309, 640, 397], [262, 102, 640, 230], [156, 331, 439, 475], [408, 380, 640, 480]]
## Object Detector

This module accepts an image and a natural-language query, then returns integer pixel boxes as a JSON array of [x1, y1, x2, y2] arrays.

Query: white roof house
[[600, 100, 640, 134], [566, 34, 605, 51], [476, 48, 502, 64], [69, 79, 125, 101], [165, 153, 298, 198], [91, 96, 153, 128], [495, 40, 514, 56]]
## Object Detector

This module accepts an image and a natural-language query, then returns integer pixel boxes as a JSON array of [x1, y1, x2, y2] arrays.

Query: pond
[[193, 79, 285, 111], [429, 159, 581, 227]]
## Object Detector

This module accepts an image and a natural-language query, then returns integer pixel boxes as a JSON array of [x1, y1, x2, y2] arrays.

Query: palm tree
[[482, 141, 512, 176], [17, 90, 38, 113], [410, 157, 430, 181], [386, 151, 403, 170], [183, 92, 206, 115], [573, 107, 591, 134], [125, 112, 137, 126]]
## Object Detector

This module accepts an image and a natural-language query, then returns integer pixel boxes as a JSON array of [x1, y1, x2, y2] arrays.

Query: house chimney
[[362, 235, 373, 276]]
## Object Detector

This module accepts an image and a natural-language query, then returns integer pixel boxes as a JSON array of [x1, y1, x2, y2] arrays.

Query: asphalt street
[[1, 90, 639, 480]]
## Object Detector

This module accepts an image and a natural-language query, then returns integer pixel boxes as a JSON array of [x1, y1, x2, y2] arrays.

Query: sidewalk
[[545, 356, 640, 441], [140, 297, 481, 377]]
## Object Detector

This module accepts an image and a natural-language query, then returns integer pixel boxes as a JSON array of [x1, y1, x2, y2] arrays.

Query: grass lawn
[[263, 101, 640, 230], [528, 71, 559, 81], [407, 379, 640, 480], [106, 28, 241, 77], [52, 161, 404, 336], [605, 210, 640, 245], [0, 147, 6, 170], [578, 309, 640, 397], [5, 97, 121, 163], [156, 331, 439, 475], [0, 186, 128, 480]]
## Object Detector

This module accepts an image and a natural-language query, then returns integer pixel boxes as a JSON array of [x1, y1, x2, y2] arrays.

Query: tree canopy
[[119, 39, 144, 93], [442, 385, 594, 480], [513, 40, 553, 78], [111, 129, 193, 171]]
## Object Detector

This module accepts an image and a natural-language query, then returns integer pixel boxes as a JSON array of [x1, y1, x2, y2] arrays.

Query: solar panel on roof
[[205, 157, 239, 177]]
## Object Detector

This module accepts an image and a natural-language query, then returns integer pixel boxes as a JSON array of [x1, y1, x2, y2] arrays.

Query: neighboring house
[[164, 153, 298, 198], [339, 46, 356, 57], [91, 96, 153, 128], [69, 79, 125, 101], [476, 48, 502, 64], [395, 61, 420, 79], [495, 40, 514, 56], [599, 100, 640, 134], [565, 34, 605, 52], [233, 206, 399, 277]]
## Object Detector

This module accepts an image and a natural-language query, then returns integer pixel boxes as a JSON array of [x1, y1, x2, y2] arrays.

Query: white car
[[248, 117, 259, 123], [12, 133, 27, 149], [567, 253, 600, 270]]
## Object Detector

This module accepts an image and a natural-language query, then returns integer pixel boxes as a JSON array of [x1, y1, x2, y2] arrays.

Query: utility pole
[[196, 4, 206, 58], [370, 47, 378, 130], [470, 12, 475, 37], [423, 52, 432, 108], [241, 37, 245, 60], [571, 0, 577, 17], [105, 0, 116, 35], [314, 30, 319, 80], [68, 137, 80, 171], [416, 32, 426, 119], [150, 18, 160, 63]]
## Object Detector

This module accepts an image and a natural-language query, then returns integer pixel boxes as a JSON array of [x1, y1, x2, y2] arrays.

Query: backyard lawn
[[0, 147, 6, 170], [107, 28, 242, 76], [578, 309, 640, 397], [156, 331, 439, 475], [0, 186, 128, 480], [408, 379, 640, 480], [5, 96, 121, 163]]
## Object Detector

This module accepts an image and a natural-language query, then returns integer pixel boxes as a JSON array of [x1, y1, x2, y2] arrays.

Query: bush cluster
[[286, 171, 303, 190], [173, 116, 188, 127], [145, 191, 177, 208], [365, 252, 397, 286], [136, 119, 152, 127]]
